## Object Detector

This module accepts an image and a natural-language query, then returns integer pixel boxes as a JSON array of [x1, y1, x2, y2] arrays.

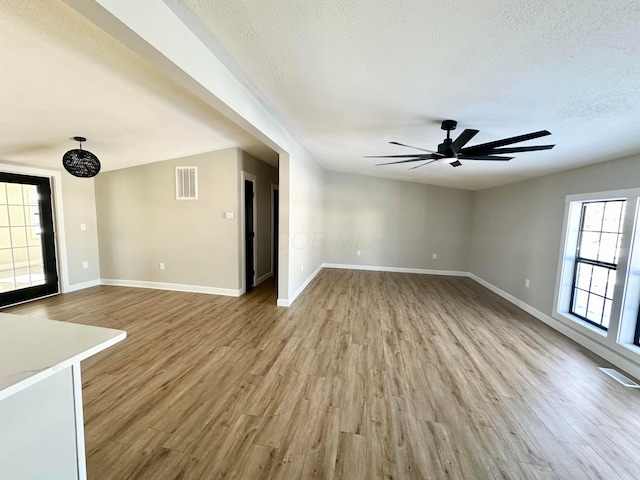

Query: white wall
[[324, 172, 474, 272], [286, 152, 324, 299]]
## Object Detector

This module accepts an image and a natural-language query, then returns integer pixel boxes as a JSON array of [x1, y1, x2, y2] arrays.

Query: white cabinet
[[0, 313, 125, 480]]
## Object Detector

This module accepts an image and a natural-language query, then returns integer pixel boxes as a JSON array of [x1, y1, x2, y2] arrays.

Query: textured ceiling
[[0, 0, 276, 172], [174, 0, 640, 190], [2, 0, 639, 189]]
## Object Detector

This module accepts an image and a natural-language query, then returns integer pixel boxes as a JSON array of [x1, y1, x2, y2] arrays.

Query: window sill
[[553, 311, 608, 337], [619, 342, 640, 358]]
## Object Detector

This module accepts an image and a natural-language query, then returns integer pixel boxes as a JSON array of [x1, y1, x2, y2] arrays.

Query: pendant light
[[62, 137, 101, 178]]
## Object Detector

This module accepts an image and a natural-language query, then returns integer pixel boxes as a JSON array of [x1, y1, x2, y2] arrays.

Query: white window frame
[[554, 188, 640, 352]]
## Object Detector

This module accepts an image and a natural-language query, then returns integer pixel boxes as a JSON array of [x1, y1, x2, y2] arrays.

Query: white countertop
[[0, 312, 126, 401]]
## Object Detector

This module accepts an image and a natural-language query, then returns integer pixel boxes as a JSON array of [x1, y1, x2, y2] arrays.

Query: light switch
[[225, 211, 234, 220], [80, 223, 86, 231]]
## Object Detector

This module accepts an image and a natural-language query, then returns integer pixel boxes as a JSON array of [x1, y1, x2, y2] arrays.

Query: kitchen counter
[[0, 312, 126, 480]]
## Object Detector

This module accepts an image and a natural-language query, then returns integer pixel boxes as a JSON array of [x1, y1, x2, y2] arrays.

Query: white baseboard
[[100, 279, 242, 297], [63, 279, 101, 293], [256, 271, 273, 286], [277, 263, 324, 308], [468, 273, 640, 381], [323, 263, 468, 276]]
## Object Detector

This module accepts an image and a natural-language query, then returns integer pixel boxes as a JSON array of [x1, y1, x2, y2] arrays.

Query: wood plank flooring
[[7, 269, 640, 479]]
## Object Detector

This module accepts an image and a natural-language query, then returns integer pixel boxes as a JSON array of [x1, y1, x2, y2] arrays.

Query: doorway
[[0, 172, 58, 307], [272, 185, 279, 280], [243, 176, 256, 292]]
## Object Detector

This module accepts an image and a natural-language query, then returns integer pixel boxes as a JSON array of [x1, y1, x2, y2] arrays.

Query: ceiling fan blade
[[375, 157, 434, 166], [450, 160, 462, 167], [461, 130, 551, 154], [451, 129, 479, 153], [408, 160, 437, 170], [468, 145, 555, 155], [364, 154, 432, 159], [458, 155, 514, 161], [389, 141, 439, 154]]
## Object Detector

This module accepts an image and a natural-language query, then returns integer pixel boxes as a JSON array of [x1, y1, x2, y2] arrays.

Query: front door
[[0, 173, 58, 307]]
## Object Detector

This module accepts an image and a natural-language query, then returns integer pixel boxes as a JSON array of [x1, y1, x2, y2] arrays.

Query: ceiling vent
[[175, 166, 198, 200]]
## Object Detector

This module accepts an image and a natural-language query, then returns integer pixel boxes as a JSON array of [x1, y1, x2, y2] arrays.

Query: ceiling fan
[[365, 120, 555, 169]]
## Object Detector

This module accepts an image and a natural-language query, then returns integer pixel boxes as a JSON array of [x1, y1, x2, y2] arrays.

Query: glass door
[[0, 172, 58, 307]]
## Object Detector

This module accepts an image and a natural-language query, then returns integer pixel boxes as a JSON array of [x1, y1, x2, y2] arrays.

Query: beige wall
[[95, 148, 241, 291], [60, 174, 100, 286], [240, 151, 278, 282], [469, 154, 640, 315], [323, 172, 475, 272]]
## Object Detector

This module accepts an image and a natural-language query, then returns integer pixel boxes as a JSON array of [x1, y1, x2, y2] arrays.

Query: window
[[569, 200, 625, 329], [555, 188, 640, 351]]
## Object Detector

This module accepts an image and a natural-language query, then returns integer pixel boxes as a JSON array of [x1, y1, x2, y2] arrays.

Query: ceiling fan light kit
[[366, 120, 555, 170], [62, 136, 101, 178]]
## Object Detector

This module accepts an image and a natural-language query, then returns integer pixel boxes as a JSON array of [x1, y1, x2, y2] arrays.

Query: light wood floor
[[7, 269, 640, 479]]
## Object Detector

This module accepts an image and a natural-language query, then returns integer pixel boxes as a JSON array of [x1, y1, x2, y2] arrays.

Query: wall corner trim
[[99, 279, 242, 297], [278, 263, 324, 308], [468, 272, 640, 381]]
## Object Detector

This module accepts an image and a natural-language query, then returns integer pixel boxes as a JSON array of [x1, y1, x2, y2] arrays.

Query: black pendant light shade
[[63, 137, 101, 178]]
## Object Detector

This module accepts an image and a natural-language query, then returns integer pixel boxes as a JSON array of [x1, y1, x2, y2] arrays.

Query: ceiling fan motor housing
[[438, 120, 459, 157], [438, 138, 457, 157], [441, 120, 457, 131]]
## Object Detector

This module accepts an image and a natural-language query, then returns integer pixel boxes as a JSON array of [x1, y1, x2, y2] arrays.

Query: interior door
[[244, 179, 255, 291], [0, 172, 58, 307]]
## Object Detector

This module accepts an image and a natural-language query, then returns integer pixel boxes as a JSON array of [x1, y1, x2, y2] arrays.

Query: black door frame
[[0, 172, 59, 307], [241, 172, 257, 293]]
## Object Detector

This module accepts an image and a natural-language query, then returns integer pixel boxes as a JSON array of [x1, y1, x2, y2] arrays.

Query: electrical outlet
[[525, 279, 530, 288], [82, 261, 88, 269], [432, 253, 437, 259], [160, 262, 165, 270], [357, 250, 361, 256]]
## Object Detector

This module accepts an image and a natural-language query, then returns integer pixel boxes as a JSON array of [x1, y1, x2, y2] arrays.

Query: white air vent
[[599, 367, 640, 388], [175, 166, 198, 200]]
